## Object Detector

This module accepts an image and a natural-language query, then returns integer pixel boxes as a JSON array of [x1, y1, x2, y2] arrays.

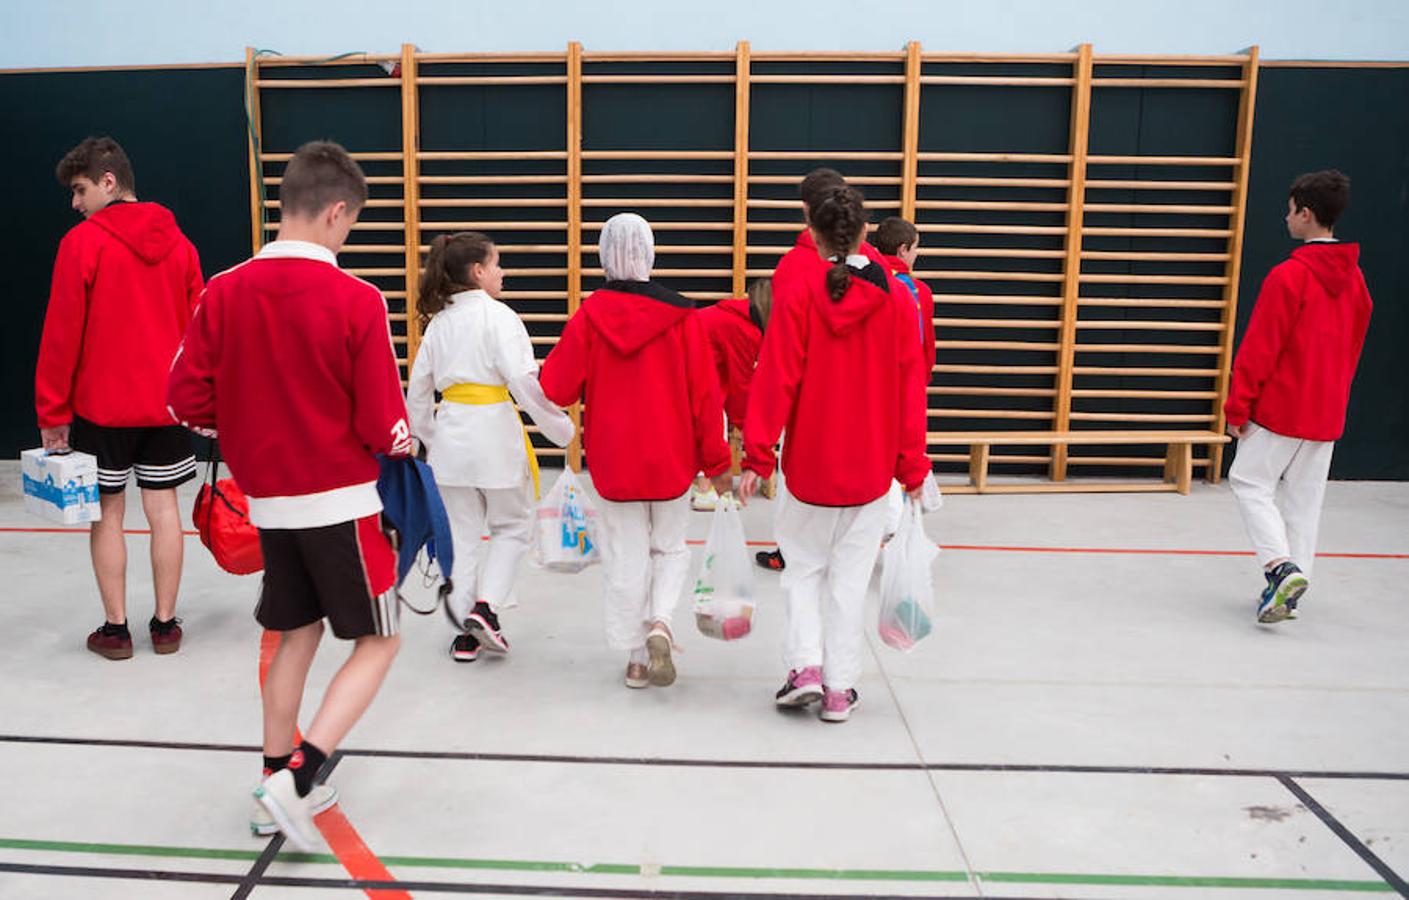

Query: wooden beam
[[399, 43, 424, 367], [1210, 46, 1260, 483], [566, 41, 584, 473], [900, 41, 922, 221], [731, 41, 751, 297], [244, 47, 265, 254], [969, 443, 991, 493]]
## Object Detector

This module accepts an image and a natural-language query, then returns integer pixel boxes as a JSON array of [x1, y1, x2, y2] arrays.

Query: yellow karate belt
[[441, 382, 541, 499]]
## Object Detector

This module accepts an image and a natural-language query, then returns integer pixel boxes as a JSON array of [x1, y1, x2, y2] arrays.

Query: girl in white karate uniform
[[407, 232, 576, 663]]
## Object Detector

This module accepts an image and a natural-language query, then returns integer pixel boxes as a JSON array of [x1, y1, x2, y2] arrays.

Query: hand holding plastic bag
[[693, 494, 756, 641], [533, 468, 600, 572], [878, 498, 938, 651]]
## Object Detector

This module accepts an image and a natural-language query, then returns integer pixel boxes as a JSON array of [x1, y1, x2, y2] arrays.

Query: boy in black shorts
[[35, 137, 204, 659], [168, 141, 411, 850]]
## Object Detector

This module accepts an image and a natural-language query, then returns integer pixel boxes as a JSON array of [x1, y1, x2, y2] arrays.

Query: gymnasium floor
[[1, 461, 1405, 899]]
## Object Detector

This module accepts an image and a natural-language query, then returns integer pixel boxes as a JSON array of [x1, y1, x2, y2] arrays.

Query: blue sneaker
[[1257, 562, 1308, 623]]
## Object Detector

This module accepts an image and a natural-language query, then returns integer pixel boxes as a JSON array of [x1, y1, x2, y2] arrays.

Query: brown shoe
[[646, 622, 676, 687], [624, 662, 649, 689], [87, 624, 133, 660], [149, 617, 183, 655]]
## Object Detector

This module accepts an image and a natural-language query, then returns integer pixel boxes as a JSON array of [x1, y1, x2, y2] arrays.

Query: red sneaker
[[87, 624, 133, 660], [149, 617, 183, 655]]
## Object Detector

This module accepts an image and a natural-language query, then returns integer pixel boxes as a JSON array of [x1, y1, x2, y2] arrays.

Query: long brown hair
[[417, 231, 495, 330], [747, 278, 773, 331], [807, 185, 867, 302]]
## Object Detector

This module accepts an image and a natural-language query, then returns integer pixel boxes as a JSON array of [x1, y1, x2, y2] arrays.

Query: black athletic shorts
[[69, 415, 197, 495], [255, 514, 401, 640]]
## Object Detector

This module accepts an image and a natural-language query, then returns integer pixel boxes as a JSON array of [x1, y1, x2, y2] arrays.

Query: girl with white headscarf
[[540, 213, 732, 689]]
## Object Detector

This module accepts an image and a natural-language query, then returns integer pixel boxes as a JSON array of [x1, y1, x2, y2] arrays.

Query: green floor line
[[0, 836, 1394, 892]]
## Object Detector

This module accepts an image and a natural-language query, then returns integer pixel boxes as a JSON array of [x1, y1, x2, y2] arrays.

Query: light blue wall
[[5, 0, 1409, 69]]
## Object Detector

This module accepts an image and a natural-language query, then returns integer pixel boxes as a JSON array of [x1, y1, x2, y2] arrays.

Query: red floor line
[[2, 525, 1405, 559], [312, 805, 409, 900]]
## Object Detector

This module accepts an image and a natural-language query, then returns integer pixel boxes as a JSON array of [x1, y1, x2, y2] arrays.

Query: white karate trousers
[[441, 484, 534, 620], [1228, 422, 1335, 576], [775, 487, 888, 693], [596, 493, 692, 654]]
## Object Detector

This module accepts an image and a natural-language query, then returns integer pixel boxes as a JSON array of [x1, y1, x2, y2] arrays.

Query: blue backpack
[[377, 456, 455, 608]]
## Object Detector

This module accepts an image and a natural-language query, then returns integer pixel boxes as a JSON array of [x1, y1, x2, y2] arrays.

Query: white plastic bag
[[533, 467, 600, 572], [877, 498, 937, 651], [692, 494, 756, 641]]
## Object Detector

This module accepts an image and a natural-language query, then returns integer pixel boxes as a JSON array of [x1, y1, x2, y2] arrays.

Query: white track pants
[[441, 484, 533, 619], [597, 494, 692, 652], [775, 487, 887, 693], [1228, 423, 1334, 576]]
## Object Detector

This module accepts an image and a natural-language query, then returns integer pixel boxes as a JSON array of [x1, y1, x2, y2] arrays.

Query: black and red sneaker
[[465, 601, 509, 654], [149, 616, 183, 654], [755, 549, 786, 572], [87, 622, 133, 660], [450, 633, 480, 663]]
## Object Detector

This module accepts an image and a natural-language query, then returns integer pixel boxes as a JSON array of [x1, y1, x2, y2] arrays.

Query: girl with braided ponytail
[[739, 185, 931, 724], [407, 232, 575, 663]]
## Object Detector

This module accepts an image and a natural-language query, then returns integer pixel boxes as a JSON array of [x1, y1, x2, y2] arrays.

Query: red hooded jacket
[[539, 282, 731, 502], [36, 201, 203, 428], [697, 298, 763, 428], [167, 241, 412, 529], [1224, 242, 1372, 441], [744, 261, 930, 506], [881, 253, 937, 377]]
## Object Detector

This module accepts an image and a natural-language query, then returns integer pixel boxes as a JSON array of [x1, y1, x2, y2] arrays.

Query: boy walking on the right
[[1225, 170, 1372, 624]]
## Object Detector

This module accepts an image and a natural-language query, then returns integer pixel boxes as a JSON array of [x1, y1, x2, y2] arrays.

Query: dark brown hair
[[799, 167, 846, 209], [417, 232, 496, 330], [1289, 169, 1350, 228], [747, 277, 773, 331], [873, 216, 918, 256], [807, 185, 868, 302], [55, 137, 135, 192], [279, 141, 368, 219]]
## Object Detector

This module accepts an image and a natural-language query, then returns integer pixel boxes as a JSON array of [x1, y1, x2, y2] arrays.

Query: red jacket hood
[[582, 282, 693, 356], [712, 297, 756, 327], [812, 266, 894, 338], [1289, 242, 1360, 296], [87, 201, 182, 265], [881, 254, 911, 274]]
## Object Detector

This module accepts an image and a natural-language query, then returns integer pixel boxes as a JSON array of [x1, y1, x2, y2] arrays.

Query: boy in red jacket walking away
[[168, 142, 412, 850], [740, 186, 930, 723], [35, 137, 203, 660], [691, 278, 773, 511], [874, 216, 938, 536], [540, 213, 732, 689], [1225, 170, 1372, 624]]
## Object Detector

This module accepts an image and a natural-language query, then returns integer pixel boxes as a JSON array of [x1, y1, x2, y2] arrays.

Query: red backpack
[[194, 455, 263, 575]]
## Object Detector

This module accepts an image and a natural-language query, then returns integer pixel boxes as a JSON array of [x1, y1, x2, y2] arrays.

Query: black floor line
[[0, 860, 244, 885], [230, 750, 345, 900], [1277, 775, 1409, 898], [3, 732, 1407, 781]]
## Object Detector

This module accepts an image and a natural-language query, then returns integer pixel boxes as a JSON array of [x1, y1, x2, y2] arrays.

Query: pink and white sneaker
[[819, 687, 859, 723], [775, 666, 824, 707]]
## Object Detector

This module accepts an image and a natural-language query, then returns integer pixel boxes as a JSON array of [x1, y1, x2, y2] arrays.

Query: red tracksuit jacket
[[1224, 242, 1372, 442], [167, 241, 412, 529], [881, 253, 937, 377], [697, 298, 763, 428], [539, 281, 731, 502], [744, 261, 931, 506], [35, 201, 203, 429]]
